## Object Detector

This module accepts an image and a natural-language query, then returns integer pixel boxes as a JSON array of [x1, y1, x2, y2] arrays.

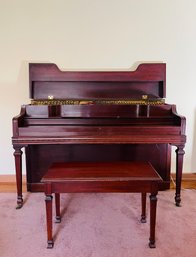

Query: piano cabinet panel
[[25, 143, 171, 192]]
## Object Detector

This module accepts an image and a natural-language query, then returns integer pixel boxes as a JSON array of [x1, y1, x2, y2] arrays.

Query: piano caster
[[16, 196, 23, 209], [16, 203, 23, 209], [55, 216, 61, 223], [149, 240, 156, 248], [47, 240, 54, 249], [141, 215, 147, 223], [175, 195, 181, 207]]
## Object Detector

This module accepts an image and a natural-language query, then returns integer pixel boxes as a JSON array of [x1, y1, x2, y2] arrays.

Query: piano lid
[[29, 63, 166, 102]]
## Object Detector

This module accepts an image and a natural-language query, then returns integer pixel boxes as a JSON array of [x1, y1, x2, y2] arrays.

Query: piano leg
[[175, 145, 185, 207], [13, 146, 23, 209]]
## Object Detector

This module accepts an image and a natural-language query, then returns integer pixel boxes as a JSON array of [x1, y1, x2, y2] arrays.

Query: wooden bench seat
[[41, 161, 162, 249]]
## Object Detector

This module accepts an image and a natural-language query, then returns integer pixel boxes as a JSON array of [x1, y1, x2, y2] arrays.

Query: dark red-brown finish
[[41, 161, 162, 248], [12, 63, 186, 208]]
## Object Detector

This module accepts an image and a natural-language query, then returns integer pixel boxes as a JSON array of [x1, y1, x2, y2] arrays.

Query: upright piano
[[12, 63, 186, 208]]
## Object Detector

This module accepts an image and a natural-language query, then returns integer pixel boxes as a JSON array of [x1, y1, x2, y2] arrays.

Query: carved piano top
[[29, 62, 166, 101]]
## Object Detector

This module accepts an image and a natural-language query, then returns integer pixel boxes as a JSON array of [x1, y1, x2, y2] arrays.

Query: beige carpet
[[0, 189, 196, 257]]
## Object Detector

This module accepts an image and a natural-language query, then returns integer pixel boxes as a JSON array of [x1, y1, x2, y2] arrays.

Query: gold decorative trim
[[31, 99, 165, 106]]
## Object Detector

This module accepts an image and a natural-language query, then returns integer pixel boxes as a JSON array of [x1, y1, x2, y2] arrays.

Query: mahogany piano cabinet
[[12, 62, 186, 209]]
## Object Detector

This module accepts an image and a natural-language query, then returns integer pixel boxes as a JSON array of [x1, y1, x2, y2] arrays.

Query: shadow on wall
[[191, 108, 196, 172], [16, 60, 51, 103], [16, 61, 32, 103]]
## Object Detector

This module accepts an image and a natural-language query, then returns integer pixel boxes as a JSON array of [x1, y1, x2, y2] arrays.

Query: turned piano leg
[[175, 145, 185, 207], [13, 147, 23, 209]]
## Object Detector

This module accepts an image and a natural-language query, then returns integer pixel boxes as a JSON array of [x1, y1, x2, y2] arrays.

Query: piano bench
[[41, 161, 162, 249]]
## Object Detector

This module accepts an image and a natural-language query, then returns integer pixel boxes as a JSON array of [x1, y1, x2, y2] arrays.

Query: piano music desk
[[41, 161, 162, 249]]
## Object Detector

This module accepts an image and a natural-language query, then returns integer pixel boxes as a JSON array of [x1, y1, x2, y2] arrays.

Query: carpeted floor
[[0, 189, 196, 257]]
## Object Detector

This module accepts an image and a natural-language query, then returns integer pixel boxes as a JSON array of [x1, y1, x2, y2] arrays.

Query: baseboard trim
[[0, 174, 196, 192], [0, 175, 26, 192], [170, 173, 196, 189]]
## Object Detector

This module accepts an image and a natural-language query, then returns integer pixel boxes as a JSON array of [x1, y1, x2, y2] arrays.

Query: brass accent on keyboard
[[142, 95, 148, 100]]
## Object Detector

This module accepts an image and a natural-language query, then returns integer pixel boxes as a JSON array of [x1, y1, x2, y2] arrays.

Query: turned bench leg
[[149, 193, 158, 248], [45, 194, 54, 249], [55, 193, 61, 223], [141, 193, 147, 223], [45, 193, 61, 248]]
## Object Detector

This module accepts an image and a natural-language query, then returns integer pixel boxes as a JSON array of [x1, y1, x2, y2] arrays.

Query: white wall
[[0, 0, 196, 174]]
